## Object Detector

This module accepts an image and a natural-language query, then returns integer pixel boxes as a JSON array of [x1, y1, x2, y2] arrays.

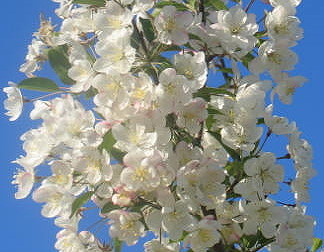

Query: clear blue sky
[[0, 1, 323, 251]]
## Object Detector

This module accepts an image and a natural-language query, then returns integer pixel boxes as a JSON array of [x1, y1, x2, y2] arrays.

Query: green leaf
[[241, 235, 258, 249], [48, 45, 75, 85], [155, 1, 189, 11], [217, 68, 234, 74], [101, 202, 120, 214], [189, 33, 203, 41], [139, 18, 156, 43], [163, 45, 182, 52], [84, 87, 98, 99], [225, 160, 243, 177], [208, 131, 241, 161], [187, 0, 197, 9], [257, 118, 265, 125], [72, 0, 106, 6], [99, 130, 126, 163], [241, 52, 255, 68], [207, 0, 228, 10], [193, 87, 234, 102], [113, 239, 123, 252], [255, 30, 267, 38], [70, 191, 94, 218], [205, 115, 215, 131], [19, 77, 60, 92], [207, 107, 223, 115], [99, 130, 116, 152], [311, 238, 323, 252], [110, 148, 126, 163], [130, 27, 141, 50], [152, 55, 173, 70]]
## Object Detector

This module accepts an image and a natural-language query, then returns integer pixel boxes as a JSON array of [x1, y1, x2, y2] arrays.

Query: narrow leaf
[[217, 68, 233, 74], [101, 202, 120, 214], [70, 191, 94, 218], [139, 18, 156, 43], [73, 0, 106, 6], [205, 115, 215, 131], [189, 33, 203, 41], [19, 77, 60, 92], [241, 53, 255, 68], [207, 107, 223, 115], [163, 45, 182, 52], [113, 239, 123, 252], [130, 28, 141, 50], [255, 31, 267, 38], [193, 87, 234, 101], [48, 45, 75, 85]]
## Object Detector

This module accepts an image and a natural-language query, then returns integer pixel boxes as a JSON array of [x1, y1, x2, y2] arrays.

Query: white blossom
[[3, 83, 23, 121]]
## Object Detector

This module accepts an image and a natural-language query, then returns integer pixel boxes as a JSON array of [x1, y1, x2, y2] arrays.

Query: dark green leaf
[[101, 202, 120, 214], [255, 31, 267, 38], [99, 130, 116, 152], [130, 28, 141, 50], [155, 1, 189, 11], [193, 87, 234, 102], [257, 118, 265, 125], [152, 55, 173, 70], [217, 68, 233, 74], [113, 239, 123, 252], [205, 115, 215, 131], [242, 52, 255, 68], [73, 0, 106, 6], [19, 77, 60, 92], [139, 18, 156, 43], [110, 148, 126, 163], [70, 191, 94, 218], [48, 45, 75, 85], [241, 235, 258, 249], [163, 45, 182, 52], [225, 160, 243, 177], [208, 131, 241, 161], [128, 201, 147, 213], [99, 130, 126, 163], [84, 87, 98, 99], [311, 238, 323, 252], [207, 107, 223, 115], [189, 33, 203, 41]]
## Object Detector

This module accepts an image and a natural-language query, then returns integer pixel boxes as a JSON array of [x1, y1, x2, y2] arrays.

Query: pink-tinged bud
[[111, 185, 136, 207]]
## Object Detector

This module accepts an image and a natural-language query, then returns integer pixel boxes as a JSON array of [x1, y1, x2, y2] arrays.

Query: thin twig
[[245, 0, 256, 12], [24, 91, 66, 103], [199, 0, 206, 24], [254, 129, 272, 155]]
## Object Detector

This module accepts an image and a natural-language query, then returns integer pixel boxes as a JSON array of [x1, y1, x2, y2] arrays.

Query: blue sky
[[0, 1, 323, 251]]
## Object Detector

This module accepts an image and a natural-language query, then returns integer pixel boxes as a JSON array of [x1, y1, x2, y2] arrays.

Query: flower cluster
[[3, 0, 318, 251]]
